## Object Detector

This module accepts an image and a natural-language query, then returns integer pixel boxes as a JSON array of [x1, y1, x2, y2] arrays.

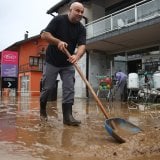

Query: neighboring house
[[47, 0, 160, 94], [0, 34, 48, 96]]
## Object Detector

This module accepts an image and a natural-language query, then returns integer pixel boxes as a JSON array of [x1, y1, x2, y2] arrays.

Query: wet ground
[[0, 96, 160, 160]]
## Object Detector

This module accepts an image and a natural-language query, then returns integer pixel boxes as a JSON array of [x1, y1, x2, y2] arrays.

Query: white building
[[47, 0, 160, 98]]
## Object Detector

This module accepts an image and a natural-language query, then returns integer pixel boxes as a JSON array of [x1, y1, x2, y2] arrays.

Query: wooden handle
[[64, 48, 110, 119]]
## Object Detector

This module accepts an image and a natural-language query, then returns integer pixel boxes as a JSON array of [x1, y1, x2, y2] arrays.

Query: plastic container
[[128, 73, 139, 89], [153, 71, 160, 89]]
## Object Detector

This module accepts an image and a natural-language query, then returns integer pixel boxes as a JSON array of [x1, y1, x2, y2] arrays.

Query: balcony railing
[[19, 63, 44, 73], [86, 0, 160, 39]]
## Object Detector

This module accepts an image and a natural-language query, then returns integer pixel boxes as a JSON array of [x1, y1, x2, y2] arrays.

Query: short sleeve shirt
[[43, 15, 86, 67]]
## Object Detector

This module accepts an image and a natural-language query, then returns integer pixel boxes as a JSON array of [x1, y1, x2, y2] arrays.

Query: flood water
[[0, 96, 160, 160]]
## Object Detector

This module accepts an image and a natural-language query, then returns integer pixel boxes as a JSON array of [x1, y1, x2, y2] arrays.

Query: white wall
[[88, 51, 107, 94], [74, 54, 87, 98], [58, 4, 69, 15], [91, 0, 106, 20], [85, 0, 123, 23]]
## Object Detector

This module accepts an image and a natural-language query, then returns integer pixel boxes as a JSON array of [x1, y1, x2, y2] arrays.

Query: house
[[47, 0, 160, 94], [0, 33, 48, 96]]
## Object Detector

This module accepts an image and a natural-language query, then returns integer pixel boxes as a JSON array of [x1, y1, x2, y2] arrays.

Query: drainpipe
[[83, 16, 88, 24], [49, 13, 57, 17], [50, 13, 56, 17], [85, 50, 89, 98], [83, 16, 90, 98]]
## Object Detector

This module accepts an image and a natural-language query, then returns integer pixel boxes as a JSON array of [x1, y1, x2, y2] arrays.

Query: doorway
[[127, 59, 142, 73], [21, 75, 30, 96]]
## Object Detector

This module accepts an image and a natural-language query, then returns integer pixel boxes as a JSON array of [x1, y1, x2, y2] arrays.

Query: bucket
[[138, 104, 145, 111], [128, 73, 139, 89], [153, 71, 160, 89]]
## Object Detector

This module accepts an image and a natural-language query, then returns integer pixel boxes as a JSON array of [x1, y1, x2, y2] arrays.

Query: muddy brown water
[[0, 96, 160, 160]]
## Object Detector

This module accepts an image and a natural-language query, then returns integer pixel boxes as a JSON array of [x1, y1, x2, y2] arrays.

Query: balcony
[[86, 0, 160, 53], [19, 63, 44, 73]]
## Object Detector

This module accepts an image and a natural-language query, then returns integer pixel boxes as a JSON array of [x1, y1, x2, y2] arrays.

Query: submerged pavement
[[0, 96, 160, 160]]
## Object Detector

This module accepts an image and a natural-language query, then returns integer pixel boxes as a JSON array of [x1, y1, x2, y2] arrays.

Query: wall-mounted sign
[[1, 77, 18, 88], [1, 51, 18, 64], [1, 51, 18, 78], [1, 51, 18, 88], [1, 64, 18, 77]]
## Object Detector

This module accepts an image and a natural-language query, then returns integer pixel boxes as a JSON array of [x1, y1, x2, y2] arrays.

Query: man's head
[[68, 2, 84, 23]]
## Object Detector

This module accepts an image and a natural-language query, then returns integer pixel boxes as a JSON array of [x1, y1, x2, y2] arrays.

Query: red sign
[[1, 51, 18, 64], [1, 51, 19, 81]]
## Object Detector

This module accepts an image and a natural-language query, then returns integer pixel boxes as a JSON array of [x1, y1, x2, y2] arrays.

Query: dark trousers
[[119, 79, 127, 102], [40, 62, 75, 104]]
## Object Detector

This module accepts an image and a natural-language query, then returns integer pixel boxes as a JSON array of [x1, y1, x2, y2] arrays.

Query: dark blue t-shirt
[[43, 15, 86, 67]]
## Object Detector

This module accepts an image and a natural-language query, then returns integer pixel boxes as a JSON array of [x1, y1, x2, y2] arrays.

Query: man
[[40, 2, 86, 126], [115, 71, 127, 102]]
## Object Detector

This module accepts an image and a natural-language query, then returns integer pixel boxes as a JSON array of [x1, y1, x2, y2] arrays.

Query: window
[[29, 56, 39, 66]]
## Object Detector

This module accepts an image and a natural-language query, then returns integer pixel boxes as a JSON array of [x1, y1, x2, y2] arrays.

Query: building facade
[[47, 0, 160, 96], [0, 35, 48, 96], [1, 0, 160, 98]]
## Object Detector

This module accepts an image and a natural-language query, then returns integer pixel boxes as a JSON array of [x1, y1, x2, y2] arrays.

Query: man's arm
[[75, 45, 86, 60], [68, 45, 86, 64], [41, 31, 68, 52]]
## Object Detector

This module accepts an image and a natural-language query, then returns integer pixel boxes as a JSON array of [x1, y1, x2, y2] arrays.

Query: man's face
[[69, 4, 84, 23]]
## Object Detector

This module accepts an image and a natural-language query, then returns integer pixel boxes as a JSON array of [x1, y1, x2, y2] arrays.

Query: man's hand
[[67, 45, 85, 64], [58, 41, 68, 52], [67, 54, 79, 64]]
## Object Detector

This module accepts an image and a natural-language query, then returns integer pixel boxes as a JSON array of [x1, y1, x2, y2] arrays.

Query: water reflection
[[0, 96, 159, 160]]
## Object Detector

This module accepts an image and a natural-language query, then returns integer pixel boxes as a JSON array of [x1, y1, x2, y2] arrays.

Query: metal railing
[[86, 0, 160, 39], [19, 63, 44, 73]]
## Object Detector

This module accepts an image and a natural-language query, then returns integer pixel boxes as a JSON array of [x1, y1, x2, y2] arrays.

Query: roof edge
[[47, 0, 90, 14], [3, 35, 40, 51], [47, 0, 70, 14]]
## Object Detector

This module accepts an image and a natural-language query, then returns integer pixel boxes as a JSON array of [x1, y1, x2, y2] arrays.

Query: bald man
[[40, 2, 86, 126]]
